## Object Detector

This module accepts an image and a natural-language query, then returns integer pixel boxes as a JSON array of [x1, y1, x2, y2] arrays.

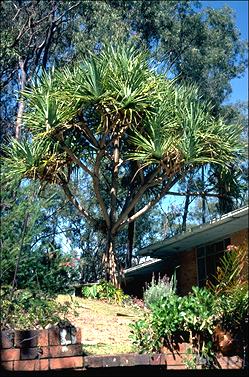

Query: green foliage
[[3, 45, 244, 180], [133, 1, 247, 107], [180, 287, 218, 335], [150, 294, 183, 343], [1, 0, 247, 286], [0, 183, 80, 294], [217, 286, 248, 334], [2, 44, 244, 284], [131, 251, 248, 367], [208, 243, 248, 295], [82, 280, 128, 304], [1, 1, 247, 281], [1, 286, 71, 330], [130, 283, 220, 367], [129, 317, 158, 353], [143, 273, 176, 308], [16, 249, 80, 295], [208, 243, 249, 334]]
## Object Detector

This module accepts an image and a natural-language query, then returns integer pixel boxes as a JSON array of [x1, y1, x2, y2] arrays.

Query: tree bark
[[103, 231, 119, 287], [201, 166, 206, 224], [182, 193, 190, 232], [101, 135, 122, 286], [15, 58, 27, 140], [181, 173, 194, 231], [126, 208, 135, 268]]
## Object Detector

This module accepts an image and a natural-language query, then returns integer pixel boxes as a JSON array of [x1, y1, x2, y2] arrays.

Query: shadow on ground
[[0, 366, 248, 377]]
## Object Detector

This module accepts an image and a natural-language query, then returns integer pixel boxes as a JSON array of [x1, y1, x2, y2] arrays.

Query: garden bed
[[0, 325, 243, 372]]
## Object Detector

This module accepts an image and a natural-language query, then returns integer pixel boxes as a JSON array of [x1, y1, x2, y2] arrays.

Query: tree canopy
[[1, 0, 247, 140], [2, 45, 245, 284]]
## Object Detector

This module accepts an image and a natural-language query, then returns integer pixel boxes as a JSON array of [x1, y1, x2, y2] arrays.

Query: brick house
[[123, 206, 248, 297]]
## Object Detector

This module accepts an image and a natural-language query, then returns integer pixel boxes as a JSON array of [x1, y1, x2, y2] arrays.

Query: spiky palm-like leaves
[[2, 44, 244, 203], [129, 84, 243, 173], [2, 44, 244, 285], [4, 45, 243, 183], [2, 138, 70, 184], [23, 70, 79, 138]]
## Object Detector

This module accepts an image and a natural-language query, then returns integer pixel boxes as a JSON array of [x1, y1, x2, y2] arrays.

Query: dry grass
[[56, 295, 143, 355]]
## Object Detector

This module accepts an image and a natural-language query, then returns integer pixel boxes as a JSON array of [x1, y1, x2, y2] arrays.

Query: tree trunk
[[103, 232, 119, 287], [16, 58, 27, 140], [126, 208, 135, 268], [103, 134, 120, 287], [201, 166, 206, 224], [182, 194, 190, 232], [181, 172, 194, 231]]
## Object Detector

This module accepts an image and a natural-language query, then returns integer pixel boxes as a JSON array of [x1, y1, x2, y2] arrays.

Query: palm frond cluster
[[3, 138, 71, 184], [2, 45, 244, 186]]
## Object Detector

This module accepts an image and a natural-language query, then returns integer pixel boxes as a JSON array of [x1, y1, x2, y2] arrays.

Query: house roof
[[124, 258, 166, 278], [139, 206, 248, 258]]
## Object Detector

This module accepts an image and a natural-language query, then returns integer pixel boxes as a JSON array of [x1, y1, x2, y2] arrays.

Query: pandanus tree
[[2, 46, 244, 286]]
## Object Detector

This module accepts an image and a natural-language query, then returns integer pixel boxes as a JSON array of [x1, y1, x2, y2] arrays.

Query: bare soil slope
[[57, 295, 143, 355]]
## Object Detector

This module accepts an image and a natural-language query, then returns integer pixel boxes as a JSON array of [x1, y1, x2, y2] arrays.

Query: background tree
[[0, 182, 80, 293]]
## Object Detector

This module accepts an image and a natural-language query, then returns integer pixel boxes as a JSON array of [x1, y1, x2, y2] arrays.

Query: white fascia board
[[139, 206, 248, 257]]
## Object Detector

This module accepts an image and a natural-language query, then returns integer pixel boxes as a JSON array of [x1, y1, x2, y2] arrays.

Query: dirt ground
[[56, 295, 143, 355]]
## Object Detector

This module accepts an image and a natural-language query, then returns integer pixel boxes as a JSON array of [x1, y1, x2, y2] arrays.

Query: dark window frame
[[196, 238, 230, 287]]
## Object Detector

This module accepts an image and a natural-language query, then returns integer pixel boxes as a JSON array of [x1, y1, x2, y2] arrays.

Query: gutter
[[139, 206, 248, 256]]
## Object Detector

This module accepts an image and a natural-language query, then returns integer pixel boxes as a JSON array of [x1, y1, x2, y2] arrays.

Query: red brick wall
[[176, 228, 248, 295], [0, 327, 83, 372], [1, 330, 243, 371], [231, 229, 248, 246]]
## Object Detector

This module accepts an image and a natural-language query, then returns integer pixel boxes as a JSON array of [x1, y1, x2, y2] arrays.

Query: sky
[[201, 0, 248, 104]]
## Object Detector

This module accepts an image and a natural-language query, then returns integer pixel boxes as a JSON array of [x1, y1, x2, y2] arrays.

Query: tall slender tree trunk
[[182, 194, 190, 232], [103, 134, 120, 287], [16, 58, 27, 140], [103, 231, 119, 287], [201, 166, 206, 224], [181, 172, 194, 231], [126, 208, 135, 268]]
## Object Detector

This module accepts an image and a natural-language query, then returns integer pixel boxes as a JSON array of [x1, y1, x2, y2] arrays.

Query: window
[[196, 238, 230, 287]]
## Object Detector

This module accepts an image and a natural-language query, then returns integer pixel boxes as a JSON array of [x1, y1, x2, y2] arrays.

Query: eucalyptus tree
[[3, 46, 244, 285]]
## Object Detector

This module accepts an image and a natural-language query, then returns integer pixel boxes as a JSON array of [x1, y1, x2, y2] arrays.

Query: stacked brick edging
[[84, 353, 167, 369], [160, 343, 243, 370], [0, 327, 83, 371], [81, 347, 243, 370], [216, 353, 243, 369], [0, 331, 243, 371]]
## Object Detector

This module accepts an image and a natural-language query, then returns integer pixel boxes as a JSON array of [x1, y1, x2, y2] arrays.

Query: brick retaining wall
[[0, 327, 83, 372], [0, 329, 243, 372]]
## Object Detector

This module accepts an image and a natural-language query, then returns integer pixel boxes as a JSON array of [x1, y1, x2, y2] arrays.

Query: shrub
[[180, 286, 219, 336], [130, 285, 219, 368], [1, 286, 72, 330], [143, 273, 176, 308], [82, 280, 128, 304], [208, 242, 248, 336], [129, 317, 159, 353], [204, 242, 248, 359], [130, 244, 249, 367], [130, 282, 184, 353]]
